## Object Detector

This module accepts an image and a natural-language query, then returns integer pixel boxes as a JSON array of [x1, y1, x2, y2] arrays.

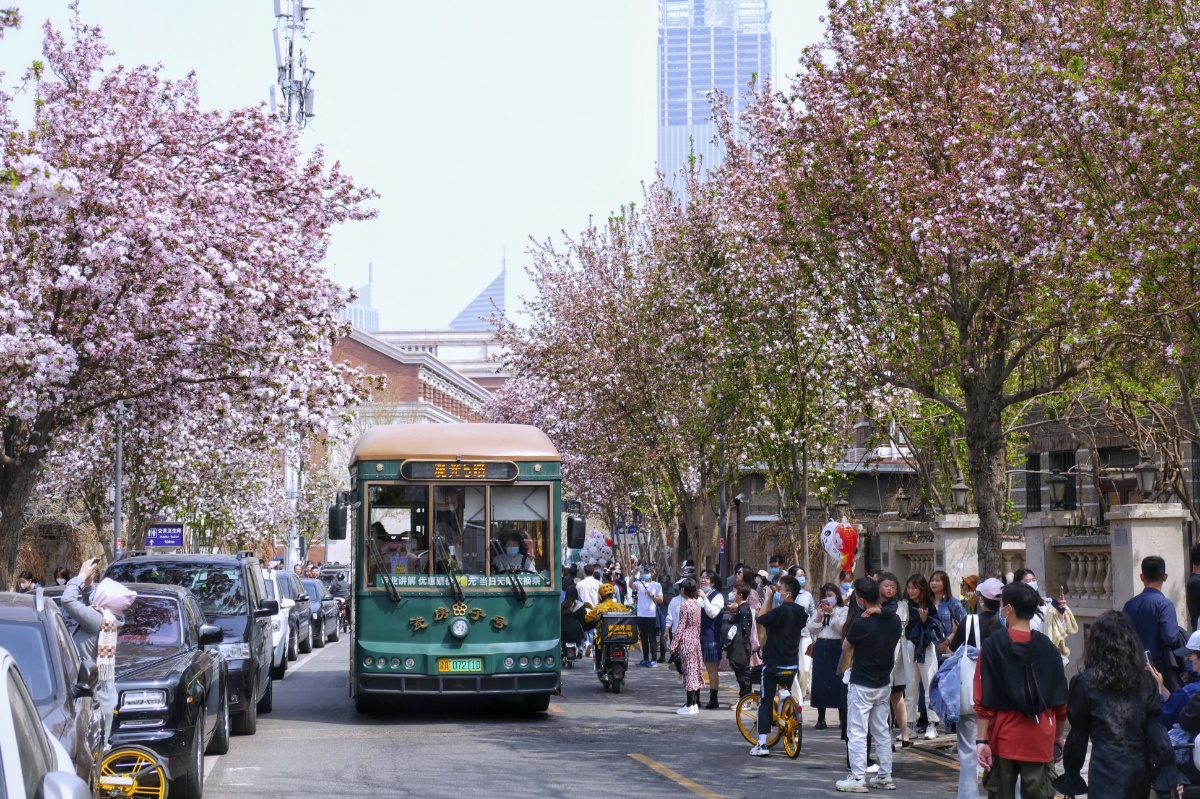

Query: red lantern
[[604, 536, 613, 546]]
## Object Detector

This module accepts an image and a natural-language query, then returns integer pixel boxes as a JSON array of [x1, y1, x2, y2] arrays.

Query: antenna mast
[[270, 0, 317, 128]]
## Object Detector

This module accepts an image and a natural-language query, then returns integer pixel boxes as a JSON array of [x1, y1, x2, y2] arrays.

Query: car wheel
[[271, 647, 287, 680], [327, 616, 340, 643], [257, 676, 274, 714], [312, 620, 325, 649], [232, 688, 257, 736], [171, 718, 205, 799], [287, 629, 298, 661], [206, 687, 230, 755], [299, 622, 313, 654]]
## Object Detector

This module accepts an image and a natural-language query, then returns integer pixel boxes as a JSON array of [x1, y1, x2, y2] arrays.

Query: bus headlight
[[404, 658, 415, 669], [364, 657, 374, 667], [518, 656, 529, 668], [450, 618, 469, 638], [504, 657, 514, 669], [533, 657, 542, 667], [390, 658, 401, 668]]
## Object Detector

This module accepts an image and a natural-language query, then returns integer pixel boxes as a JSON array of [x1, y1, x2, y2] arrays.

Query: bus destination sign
[[400, 460, 519, 481]]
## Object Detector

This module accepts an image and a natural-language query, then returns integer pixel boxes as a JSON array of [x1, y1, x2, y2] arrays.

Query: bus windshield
[[366, 483, 551, 588]]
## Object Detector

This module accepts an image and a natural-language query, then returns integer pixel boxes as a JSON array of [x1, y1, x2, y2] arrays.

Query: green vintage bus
[[328, 423, 583, 713]]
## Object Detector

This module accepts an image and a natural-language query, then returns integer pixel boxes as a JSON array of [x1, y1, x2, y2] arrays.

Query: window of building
[[1025, 453, 1042, 513]]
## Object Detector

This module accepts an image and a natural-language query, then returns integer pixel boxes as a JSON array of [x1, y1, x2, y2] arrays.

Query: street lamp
[[895, 486, 911, 520], [835, 496, 851, 520], [1047, 469, 1068, 510], [951, 475, 970, 511], [1134, 457, 1159, 501]]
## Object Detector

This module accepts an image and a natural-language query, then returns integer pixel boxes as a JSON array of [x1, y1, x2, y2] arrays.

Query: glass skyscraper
[[657, 0, 773, 181]]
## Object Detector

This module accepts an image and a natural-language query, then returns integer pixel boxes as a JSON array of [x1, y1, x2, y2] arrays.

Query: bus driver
[[492, 529, 536, 574]]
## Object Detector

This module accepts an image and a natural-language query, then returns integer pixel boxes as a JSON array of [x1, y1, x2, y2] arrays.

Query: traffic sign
[[146, 523, 184, 548], [626, 524, 638, 537]]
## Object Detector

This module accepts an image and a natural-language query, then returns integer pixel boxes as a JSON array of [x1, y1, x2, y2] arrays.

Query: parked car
[[104, 584, 227, 799], [0, 590, 102, 782], [273, 570, 313, 657], [261, 571, 293, 680], [106, 551, 278, 737], [300, 577, 339, 645], [0, 645, 91, 799]]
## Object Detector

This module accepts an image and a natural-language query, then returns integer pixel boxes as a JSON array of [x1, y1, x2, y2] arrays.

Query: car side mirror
[[198, 624, 224, 646], [322, 594, 333, 602], [567, 516, 586, 549], [71, 661, 97, 699], [298, 594, 309, 602], [328, 502, 347, 540], [256, 599, 280, 617], [37, 770, 90, 799], [281, 598, 296, 610]]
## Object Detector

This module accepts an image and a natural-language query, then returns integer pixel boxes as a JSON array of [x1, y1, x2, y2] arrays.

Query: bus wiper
[[433, 535, 465, 604], [490, 540, 527, 602], [365, 536, 404, 606]]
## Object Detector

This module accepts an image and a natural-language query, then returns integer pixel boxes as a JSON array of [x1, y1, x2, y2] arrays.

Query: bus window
[[433, 485, 487, 576], [490, 485, 550, 581], [368, 485, 429, 586]]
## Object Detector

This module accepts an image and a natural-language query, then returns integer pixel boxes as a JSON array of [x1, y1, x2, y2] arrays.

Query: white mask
[[56, 578, 66, 585]]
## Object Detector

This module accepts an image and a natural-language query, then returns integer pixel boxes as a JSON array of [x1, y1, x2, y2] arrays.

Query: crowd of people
[[560, 547, 1200, 798]]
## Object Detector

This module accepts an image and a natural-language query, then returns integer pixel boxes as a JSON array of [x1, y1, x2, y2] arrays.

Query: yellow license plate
[[437, 657, 483, 673]]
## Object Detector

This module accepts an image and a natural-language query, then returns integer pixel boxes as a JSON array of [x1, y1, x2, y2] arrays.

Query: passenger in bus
[[491, 529, 536, 574]]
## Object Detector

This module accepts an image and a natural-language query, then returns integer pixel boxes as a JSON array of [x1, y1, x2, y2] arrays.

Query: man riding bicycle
[[751, 574, 809, 756]]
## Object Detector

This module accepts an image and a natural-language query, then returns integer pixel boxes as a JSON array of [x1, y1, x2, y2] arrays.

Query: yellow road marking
[[548, 702, 563, 714], [629, 753, 726, 799], [904, 748, 959, 771]]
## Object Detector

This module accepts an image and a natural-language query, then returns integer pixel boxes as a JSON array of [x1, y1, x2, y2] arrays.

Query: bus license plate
[[437, 658, 483, 673]]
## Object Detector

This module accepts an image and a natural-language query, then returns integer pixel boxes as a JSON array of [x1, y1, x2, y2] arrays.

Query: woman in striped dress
[[669, 578, 704, 715]]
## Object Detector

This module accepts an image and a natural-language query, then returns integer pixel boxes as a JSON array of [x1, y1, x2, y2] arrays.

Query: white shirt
[[796, 589, 817, 636], [577, 575, 600, 608], [635, 579, 662, 617], [698, 586, 725, 619], [807, 603, 847, 640], [666, 595, 683, 631]]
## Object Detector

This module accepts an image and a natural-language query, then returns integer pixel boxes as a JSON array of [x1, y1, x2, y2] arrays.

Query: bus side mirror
[[328, 503, 347, 540], [566, 516, 586, 549]]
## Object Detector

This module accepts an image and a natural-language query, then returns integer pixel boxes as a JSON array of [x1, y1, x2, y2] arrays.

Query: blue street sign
[[627, 524, 638, 537], [146, 523, 184, 548]]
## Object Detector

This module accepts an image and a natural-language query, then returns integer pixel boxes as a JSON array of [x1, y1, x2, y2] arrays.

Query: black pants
[[637, 616, 658, 661]]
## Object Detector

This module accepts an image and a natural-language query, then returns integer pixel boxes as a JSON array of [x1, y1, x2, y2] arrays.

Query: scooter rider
[[329, 570, 351, 627], [584, 582, 629, 671]]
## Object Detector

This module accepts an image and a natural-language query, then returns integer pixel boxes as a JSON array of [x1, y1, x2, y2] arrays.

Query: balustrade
[[1059, 546, 1113, 601]]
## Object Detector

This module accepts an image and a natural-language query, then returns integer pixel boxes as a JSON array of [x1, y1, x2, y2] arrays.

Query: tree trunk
[[0, 458, 45, 589], [963, 399, 1009, 579]]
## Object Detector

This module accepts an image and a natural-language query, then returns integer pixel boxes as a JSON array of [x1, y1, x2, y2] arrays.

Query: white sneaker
[[749, 744, 771, 757], [925, 723, 938, 740], [835, 775, 868, 793], [676, 704, 698, 715], [867, 774, 896, 790]]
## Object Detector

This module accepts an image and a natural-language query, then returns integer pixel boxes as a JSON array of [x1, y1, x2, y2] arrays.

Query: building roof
[[449, 269, 505, 331], [351, 423, 560, 464]]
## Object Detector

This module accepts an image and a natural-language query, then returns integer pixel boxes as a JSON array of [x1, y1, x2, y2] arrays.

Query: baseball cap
[[756, 569, 770, 581], [977, 577, 1004, 601]]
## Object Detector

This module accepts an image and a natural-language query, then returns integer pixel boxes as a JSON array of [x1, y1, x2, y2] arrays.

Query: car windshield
[[0, 621, 54, 704], [118, 597, 182, 647], [107, 562, 247, 617], [263, 581, 276, 600]]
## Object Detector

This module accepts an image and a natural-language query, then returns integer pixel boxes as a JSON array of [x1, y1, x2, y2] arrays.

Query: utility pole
[[270, 0, 317, 128], [112, 401, 131, 553]]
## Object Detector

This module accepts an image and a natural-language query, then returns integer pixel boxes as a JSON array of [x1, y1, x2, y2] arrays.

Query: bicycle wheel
[[780, 696, 802, 759], [99, 744, 168, 799], [736, 694, 782, 747]]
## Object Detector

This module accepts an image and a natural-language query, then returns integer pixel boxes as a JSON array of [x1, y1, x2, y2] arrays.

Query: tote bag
[[958, 614, 979, 718]]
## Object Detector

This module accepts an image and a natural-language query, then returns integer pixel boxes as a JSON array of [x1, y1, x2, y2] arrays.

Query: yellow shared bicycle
[[735, 667, 803, 759]]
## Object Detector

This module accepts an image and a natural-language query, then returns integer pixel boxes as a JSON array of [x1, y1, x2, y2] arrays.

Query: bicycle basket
[[599, 612, 638, 644]]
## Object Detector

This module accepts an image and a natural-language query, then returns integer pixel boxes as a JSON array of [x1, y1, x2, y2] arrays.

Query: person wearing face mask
[[15, 570, 41, 593], [974, 582, 1068, 799], [789, 565, 817, 702], [750, 576, 811, 757], [765, 555, 785, 594], [1154, 630, 1200, 729], [809, 583, 848, 731], [53, 566, 70, 586], [839, 569, 855, 600], [492, 530, 536, 573], [697, 569, 727, 709], [634, 566, 663, 667]]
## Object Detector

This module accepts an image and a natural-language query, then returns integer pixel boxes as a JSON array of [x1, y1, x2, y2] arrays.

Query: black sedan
[[300, 577, 339, 645], [0, 589, 102, 782], [108, 584, 228, 799]]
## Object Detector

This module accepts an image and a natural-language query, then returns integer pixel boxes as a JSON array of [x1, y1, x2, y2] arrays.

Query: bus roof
[[350, 423, 561, 465]]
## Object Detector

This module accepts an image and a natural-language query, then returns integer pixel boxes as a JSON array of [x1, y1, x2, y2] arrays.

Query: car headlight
[[218, 642, 251, 660], [120, 690, 167, 711]]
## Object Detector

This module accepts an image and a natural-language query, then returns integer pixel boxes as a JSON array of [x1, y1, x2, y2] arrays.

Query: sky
[[0, 1, 827, 330]]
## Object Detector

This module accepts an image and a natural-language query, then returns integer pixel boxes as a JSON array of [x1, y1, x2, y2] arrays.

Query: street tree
[[0, 14, 375, 581]]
